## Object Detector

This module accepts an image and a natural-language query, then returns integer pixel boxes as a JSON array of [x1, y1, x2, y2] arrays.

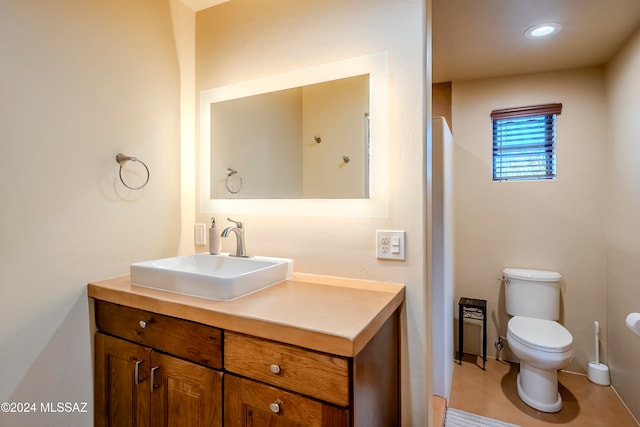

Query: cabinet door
[[95, 333, 151, 427], [150, 352, 223, 427], [224, 374, 349, 427]]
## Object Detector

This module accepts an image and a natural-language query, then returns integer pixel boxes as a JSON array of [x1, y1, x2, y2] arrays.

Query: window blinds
[[491, 103, 562, 181]]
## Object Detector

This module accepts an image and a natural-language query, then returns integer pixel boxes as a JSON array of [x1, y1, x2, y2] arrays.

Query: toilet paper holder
[[626, 313, 640, 336]]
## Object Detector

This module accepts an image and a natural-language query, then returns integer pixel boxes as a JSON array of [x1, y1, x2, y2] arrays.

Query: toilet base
[[516, 363, 562, 413]]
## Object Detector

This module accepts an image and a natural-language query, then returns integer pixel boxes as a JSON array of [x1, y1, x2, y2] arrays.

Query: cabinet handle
[[134, 360, 144, 385], [150, 366, 160, 392], [269, 364, 281, 374], [269, 401, 281, 414], [139, 320, 149, 329]]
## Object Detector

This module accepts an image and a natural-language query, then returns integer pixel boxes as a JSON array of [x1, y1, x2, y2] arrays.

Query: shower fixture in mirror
[[200, 52, 389, 217]]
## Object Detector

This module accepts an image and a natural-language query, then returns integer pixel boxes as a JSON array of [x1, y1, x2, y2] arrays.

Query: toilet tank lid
[[503, 268, 562, 282]]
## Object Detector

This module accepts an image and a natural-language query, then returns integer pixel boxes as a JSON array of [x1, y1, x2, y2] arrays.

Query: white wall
[[0, 0, 182, 425], [452, 68, 608, 374], [195, 0, 430, 424], [605, 27, 640, 421]]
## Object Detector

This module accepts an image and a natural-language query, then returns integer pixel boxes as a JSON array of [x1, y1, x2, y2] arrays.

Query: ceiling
[[180, 0, 640, 83], [433, 0, 640, 83]]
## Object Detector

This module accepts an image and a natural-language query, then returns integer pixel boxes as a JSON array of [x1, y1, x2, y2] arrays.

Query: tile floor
[[445, 355, 639, 427]]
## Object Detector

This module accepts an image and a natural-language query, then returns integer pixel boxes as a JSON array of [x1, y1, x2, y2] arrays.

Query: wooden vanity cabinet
[[93, 299, 399, 427], [94, 301, 224, 427]]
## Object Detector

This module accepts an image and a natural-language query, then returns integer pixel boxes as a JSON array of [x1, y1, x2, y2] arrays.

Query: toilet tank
[[503, 268, 562, 320]]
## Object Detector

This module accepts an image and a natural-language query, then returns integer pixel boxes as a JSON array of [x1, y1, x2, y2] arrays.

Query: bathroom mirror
[[200, 52, 389, 217], [209, 74, 370, 200]]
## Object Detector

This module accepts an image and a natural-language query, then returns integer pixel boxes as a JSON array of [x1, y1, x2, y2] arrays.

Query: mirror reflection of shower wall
[[210, 74, 370, 199]]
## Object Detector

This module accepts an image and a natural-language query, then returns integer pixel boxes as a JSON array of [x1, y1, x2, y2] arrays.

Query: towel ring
[[225, 168, 242, 194], [116, 153, 150, 190]]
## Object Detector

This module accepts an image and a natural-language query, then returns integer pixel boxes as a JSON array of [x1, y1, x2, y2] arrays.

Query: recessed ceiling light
[[525, 23, 562, 39]]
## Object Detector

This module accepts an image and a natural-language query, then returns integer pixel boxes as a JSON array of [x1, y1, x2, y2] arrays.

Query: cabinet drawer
[[95, 300, 222, 369], [224, 374, 349, 427], [224, 332, 349, 406]]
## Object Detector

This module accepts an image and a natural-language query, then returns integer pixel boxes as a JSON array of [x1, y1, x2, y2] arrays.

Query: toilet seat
[[508, 316, 573, 353]]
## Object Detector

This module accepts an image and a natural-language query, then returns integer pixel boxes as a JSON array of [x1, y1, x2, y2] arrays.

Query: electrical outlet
[[376, 230, 405, 260], [194, 223, 207, 246]]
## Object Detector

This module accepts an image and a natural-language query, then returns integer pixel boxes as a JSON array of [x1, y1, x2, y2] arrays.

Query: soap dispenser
[[209, 218, 221, 255]]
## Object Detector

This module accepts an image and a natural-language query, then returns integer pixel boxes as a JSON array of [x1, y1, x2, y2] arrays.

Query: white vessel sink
[[130, 253, 293, 301]]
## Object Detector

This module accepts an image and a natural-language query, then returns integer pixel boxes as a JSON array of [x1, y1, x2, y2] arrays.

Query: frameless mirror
[[200, 52, 388, 217], [210, 74, 370, 199]]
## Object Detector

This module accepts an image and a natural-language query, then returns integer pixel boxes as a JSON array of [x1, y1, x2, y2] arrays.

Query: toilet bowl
[[507, 316, 574, 412], [502, 268, 574, 413]]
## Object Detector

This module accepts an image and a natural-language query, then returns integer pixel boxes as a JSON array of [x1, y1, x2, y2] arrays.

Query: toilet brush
[[587, 321, 610, 385]]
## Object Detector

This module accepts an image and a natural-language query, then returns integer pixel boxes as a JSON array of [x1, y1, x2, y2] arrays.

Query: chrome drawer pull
[[270, 364, 281, 374], [150, 366, 160, 392], [269, 401, 281, 414], [134, 360, 144, 385]]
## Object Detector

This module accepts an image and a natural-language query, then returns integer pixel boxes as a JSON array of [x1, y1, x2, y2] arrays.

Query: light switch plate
[[194, 223, 207, 246], [376, 230, 406, 260]]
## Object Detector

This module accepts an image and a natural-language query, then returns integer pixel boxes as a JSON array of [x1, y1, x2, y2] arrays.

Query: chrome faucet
[[221, 218, 249, 257]]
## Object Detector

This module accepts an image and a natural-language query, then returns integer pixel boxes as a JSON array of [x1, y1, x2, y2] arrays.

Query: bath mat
[[444, 408, 521, 427]]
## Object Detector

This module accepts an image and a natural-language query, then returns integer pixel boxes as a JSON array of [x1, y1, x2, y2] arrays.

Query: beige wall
[[1, 1, 431, 424], [210, 89, 303, 198], [195, 0, 430, 424], [173, 0, 199, 257], [302, 75, 369, 198], [0, 0, 182, 425], [452, 68, 608, 374], [605, 27, 640, 421], [432, 117, 455, 398]]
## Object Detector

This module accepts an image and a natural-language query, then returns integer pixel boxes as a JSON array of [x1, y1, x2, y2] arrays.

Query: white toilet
[[503, 268, 574, 413]]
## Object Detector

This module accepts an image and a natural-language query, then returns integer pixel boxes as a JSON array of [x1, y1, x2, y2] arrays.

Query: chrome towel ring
[[116, 153, 149, 190], [225, 168, 242, 194]]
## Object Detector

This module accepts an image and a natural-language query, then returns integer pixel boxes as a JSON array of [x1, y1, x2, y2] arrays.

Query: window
[[491, 103, 562, 181]]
